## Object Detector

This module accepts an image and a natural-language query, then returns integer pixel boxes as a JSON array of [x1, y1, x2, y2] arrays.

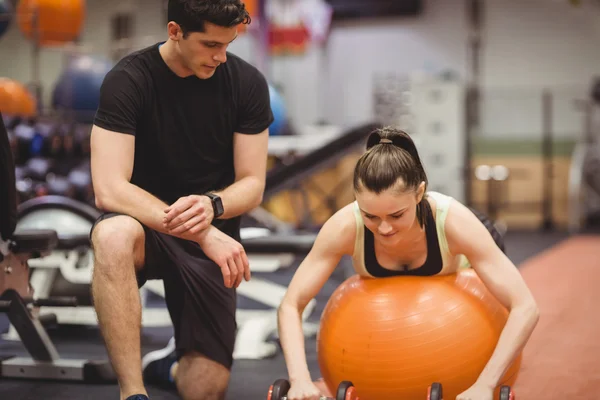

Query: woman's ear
[[416, 181, 426, 202]]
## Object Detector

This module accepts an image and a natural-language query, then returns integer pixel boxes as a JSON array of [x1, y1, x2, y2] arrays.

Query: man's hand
[[197, 226, 250, 288], [163, 195, 213, 235]]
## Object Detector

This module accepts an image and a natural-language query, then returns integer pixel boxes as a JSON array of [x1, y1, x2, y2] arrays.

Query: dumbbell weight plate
[[428, 382, 443, 400], [336, 381, 357, 400], [499, 385, 513, 400], [268, 379, 291, 400]]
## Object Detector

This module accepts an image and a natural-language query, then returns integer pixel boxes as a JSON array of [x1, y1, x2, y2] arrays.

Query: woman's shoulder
[[330, 201, 360, 240], [423, 191, 446, 219], [426, 190, 453, 207], [315, 201, 359, 256], [429, 192, 483, 255]]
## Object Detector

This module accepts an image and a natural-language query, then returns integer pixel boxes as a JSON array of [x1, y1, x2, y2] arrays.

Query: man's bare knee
[[89, 216, 147, 397], [176, 352, 230, 400], [91, 216, 145, 274]]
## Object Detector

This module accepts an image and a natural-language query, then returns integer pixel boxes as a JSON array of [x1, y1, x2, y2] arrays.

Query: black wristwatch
[[204, 192, 224, 218]]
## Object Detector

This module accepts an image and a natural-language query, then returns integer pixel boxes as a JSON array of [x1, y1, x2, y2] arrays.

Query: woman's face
[[355, 181, 424, 245]]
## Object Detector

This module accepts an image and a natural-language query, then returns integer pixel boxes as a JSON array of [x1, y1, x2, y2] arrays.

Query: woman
[[277, 127, 539, 400]]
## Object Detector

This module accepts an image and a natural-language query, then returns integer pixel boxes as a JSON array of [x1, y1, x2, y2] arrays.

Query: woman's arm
[[277, 205, 355, 385], [445, 201, 540, 389]]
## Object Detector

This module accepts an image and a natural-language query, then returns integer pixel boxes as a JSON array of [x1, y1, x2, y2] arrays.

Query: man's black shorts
[[90, 212, 237, 370]]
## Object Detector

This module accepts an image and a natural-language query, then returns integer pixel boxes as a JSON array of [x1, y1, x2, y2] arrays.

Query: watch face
[[213, 196, 224, 216]]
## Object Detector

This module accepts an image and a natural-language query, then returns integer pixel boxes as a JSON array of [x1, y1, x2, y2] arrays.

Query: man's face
[[176, 22, 238, 79]]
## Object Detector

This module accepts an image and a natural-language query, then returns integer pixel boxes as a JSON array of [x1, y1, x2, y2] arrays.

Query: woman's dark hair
[[168, 0, 251, 37], [353, 127, 429, 227]]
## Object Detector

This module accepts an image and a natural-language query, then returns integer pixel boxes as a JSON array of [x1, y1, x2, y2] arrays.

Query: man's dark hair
[[168, 0, 251, 37]]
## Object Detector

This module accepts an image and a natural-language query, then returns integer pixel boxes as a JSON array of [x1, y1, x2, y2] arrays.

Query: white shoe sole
[[142, 336, 176, 370]]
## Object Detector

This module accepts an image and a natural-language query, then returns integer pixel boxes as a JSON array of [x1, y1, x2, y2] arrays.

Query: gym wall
[[0, 0, 597, 132], [1, 0, 597, 230]]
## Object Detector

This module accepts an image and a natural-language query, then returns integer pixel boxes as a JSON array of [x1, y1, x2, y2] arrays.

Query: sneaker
[[125, 396, 149, 400], [142, 337, 178, 390]]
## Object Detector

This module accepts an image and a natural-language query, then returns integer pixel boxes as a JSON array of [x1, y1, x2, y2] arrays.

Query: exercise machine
[[0, 112, 114, 382], [5, 196, 319, 360]]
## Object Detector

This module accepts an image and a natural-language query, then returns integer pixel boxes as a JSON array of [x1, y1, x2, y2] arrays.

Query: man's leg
[[177, 352, 230, 400], [90, 214, 147, 400], [142, 233, 237, 399], [142, 337, 178, 390], [143, 352, 229, 400], [144, 349, 229, 399]]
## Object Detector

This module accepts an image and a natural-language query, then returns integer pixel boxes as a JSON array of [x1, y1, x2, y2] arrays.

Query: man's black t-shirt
[[93, 43, 273, 241]]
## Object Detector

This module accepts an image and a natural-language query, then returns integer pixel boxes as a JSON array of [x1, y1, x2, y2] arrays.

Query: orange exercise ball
[[16, 0, 85, 46], [317, 269, 521, 400], [0, 78, 37, 117]]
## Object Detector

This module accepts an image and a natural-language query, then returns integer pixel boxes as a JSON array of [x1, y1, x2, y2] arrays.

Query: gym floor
[[0, 230, 583, 399]]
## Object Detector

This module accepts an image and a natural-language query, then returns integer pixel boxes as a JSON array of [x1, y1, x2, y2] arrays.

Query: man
[[89, 1, 273, 399]]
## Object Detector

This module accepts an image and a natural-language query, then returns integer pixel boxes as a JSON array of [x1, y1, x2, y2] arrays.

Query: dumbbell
[[68, 167, 93, 202], [25, 157, 53, 182], [499, 385, 515, 400], [428, 382, 442, 400], [267, 379, 358, 400], [427, 383, 515, 400], [46, 174, 76, 198], [268, 380, 514, 400]]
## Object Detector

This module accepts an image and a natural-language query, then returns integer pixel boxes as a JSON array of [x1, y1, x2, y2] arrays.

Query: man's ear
[[167, 22, 182, 41]]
